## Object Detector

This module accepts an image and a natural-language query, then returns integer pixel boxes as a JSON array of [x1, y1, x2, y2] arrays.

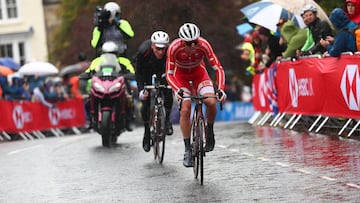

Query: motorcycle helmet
[[104, 2, 121, 19], [102, 41, 119, 54], [178, 23, 200, 42], [151, 31, 169, 48]]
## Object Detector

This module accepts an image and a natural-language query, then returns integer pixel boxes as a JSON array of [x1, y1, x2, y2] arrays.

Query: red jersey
[[166, 37, 225, 92]]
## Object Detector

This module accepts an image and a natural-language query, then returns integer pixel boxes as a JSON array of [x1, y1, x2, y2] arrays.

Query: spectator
[[0, 75, 12, 99], [32, 81, 55, 108], [280, 21, 307, 58], [46, 77, 69, 101], [5, 73, 30, 101], [27, 75, 46, 93], [320, 8, 357, 57], [257, 27, 286, 67], [239, 42, 256, 75], [344, 0, 360, 24], [299, 4, 333, 56]]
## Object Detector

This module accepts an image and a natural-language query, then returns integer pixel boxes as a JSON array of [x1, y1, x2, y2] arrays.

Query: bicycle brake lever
[[217, 90, 224, 111]]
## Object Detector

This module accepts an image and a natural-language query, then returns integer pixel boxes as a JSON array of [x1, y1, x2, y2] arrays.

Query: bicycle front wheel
[[193, 116, 206, 185], [198, 117, 205, 185], [152, 106, 166, 164], [192, 119, 199, 179]]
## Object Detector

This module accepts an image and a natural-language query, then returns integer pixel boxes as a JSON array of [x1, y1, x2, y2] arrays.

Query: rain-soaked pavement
[[0, 121, 359, 202]]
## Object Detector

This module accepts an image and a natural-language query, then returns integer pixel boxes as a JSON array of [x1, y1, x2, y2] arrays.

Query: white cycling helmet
[[178, 23, 200, 42], [104, 2, 121, 19], [151, 31, 169, 48], [102, 41, 119, 54], [300, 4, 317, 16]]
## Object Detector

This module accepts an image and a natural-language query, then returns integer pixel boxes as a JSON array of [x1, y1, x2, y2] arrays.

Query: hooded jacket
[[344, 0, 360, 24], [327, 8, 356, 56], [281, 21, 307, 58]]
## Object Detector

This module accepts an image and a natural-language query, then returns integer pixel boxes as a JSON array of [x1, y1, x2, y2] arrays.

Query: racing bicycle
[[179, 89, 223, 185], [144, 74, 172, 164]]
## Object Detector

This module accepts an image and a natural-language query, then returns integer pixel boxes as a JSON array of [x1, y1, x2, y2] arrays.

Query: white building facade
[[0, 0, 48, 65]]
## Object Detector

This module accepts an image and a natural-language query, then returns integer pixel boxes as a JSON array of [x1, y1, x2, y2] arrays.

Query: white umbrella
[[18, 61, 59, 76]]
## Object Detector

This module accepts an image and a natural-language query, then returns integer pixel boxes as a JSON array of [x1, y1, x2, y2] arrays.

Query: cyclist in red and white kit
[[166, 23, 227, 167]]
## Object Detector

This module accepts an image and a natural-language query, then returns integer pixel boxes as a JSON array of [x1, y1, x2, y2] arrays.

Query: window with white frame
[[0, 0, 18, 20], [0, 43, 13, 57], [0, 41, 26, 65]]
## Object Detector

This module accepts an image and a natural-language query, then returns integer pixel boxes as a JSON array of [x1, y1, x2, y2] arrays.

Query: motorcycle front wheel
[[101, 111, 112, 147]]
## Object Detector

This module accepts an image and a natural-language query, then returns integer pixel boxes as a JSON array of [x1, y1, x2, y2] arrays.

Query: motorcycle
[[87, 65, 129, 147]]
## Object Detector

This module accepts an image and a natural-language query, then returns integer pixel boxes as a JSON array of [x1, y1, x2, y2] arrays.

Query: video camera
[[94, 6, 111, 27]]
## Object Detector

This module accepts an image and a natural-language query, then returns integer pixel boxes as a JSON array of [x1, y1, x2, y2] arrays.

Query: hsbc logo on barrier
[[289, 68, 315, 108], [49, 108, 61, 125], [341, 64, 360, 111], [12, 105, 32, 129], [289, 69, 298, 107], [48, 108, 76, 126]]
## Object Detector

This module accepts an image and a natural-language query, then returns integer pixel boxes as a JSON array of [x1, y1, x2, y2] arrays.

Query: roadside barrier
[[251, 53, 360, 138], [0, 98, 86, 141]]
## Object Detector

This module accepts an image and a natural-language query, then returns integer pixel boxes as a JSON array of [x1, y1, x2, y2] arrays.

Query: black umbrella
[[59, 62, 89, 77]]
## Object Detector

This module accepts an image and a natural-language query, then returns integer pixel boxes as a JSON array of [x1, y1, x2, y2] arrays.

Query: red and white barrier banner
[[276, 57, 325, 115], [252, 65, 277, 113], [252, 68, 271, 112], [275, 55, 360, 119], [0, 98, 86, 132]]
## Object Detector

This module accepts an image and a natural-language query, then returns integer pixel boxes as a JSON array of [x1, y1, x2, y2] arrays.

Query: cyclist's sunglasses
[[185, 40, 198, 46], [155, 47, 166, 51]]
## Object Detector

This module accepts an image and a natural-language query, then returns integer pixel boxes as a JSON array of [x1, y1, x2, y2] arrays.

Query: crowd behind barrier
[[0, 70, 92, 141], [251, 53, 360, 138]]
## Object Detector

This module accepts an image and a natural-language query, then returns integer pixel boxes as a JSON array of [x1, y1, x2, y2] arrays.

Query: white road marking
[[320, 176, 336, 181], [275, 162, 289, 167], [346, 183, 360, 189], [294, 168, 311, 174], [7, 144, 43, 155]]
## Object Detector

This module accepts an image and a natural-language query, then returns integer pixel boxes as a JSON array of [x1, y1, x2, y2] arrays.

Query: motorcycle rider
[[85, 41, 135, 131], [91, 2, 134, 57], [135, 31, 174, 152]]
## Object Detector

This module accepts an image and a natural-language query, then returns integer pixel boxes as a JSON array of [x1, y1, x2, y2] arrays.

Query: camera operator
[[91, 2, 134, 57]]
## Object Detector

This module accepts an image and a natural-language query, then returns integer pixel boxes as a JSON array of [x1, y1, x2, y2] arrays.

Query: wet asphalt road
[[0, 121, 359, 202]]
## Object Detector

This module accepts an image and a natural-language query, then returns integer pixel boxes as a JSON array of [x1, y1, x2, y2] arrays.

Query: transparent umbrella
[[265, 0, 333, 28]]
